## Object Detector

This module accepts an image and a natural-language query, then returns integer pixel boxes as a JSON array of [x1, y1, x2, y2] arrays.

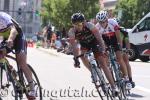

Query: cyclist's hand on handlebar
[[73, 57, 80, 68]]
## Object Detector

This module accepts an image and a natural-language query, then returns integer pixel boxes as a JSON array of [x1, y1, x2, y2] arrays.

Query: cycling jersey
[[0, 12, 27, 54], [68, 22, 102, 58], [120, 27, 129, 41], [69, 22, 97, 46], [96, 19, 120, 51]]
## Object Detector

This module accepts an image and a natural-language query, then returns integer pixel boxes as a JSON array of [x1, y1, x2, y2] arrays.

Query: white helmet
[[96, 10, 108, 22]]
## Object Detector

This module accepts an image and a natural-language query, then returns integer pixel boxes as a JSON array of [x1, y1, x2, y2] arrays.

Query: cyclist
[[95, 10, 132, 89], [0, 12, 35, 99], [68, 12, 118, 95], [114, 18, 135, 88]]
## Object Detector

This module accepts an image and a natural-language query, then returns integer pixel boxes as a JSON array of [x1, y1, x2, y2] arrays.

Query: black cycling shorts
[[80, 40, 102, 59], [102, 34, 121, 52]]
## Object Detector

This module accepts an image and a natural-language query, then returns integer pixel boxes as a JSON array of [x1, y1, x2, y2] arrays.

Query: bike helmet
[[113, 18, 120, 24], [96, 10, 108, 22], [71, 13, 85, 24]]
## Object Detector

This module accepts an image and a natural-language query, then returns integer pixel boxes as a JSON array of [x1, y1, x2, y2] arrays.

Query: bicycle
[[0, 41, 42, 100], [107, 46, 129, 100], [76, 50, 115, 100]]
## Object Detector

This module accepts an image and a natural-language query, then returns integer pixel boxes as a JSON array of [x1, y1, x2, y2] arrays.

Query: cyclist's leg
[[94, 51, 115, 87], [80, 47, 91, 71], [109, 35, 128, 79], [123, 53, 132, 79], [115, 51, 128, 79], [14, 34, 35, 97], [123, 52, 135, 88]]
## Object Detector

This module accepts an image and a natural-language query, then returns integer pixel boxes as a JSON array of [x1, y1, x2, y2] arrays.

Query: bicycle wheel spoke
[[20, 64, 42, 100]]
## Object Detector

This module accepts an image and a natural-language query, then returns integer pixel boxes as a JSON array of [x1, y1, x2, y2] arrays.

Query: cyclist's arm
[[8, 25, 18, 41], [87, 22, 105, 52], [68, 28, 80, 57], [124, 38, 130, 49], [115, 29, 122, 45], [111, 19, 122, 46]]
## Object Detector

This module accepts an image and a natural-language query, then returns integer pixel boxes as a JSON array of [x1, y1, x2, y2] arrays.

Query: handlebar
[[76, 50, 93, 59], [0, 41, 16, 54]]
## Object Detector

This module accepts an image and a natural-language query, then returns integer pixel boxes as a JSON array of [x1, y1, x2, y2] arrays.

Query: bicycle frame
[[0, 54, 19, 100], [107, 46, 128, 100], [0, 41, 42, 100], [76, 50, 113, 100]]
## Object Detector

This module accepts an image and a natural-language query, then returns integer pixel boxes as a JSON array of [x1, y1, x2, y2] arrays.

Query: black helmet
[[71, 13, 85, 24]]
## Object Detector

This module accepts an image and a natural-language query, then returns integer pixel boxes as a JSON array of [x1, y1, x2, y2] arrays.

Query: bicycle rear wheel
[[19, 64, 42, 100], [0, 64, 18, 100], [95, 66, 114, 100], [91, 64, 114, 100], [110, 63, 126, 100], [91, 68, 104, 100]]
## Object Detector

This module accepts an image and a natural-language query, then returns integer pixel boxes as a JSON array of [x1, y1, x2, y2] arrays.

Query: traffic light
[[18, 8, 22, 15]]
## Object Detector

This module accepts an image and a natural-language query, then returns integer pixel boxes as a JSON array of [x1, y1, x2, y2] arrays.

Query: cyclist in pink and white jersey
[[95, 10, 132, 89]]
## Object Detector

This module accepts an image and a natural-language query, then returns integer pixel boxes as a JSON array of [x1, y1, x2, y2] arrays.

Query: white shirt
[[95, 19, 119, 35]]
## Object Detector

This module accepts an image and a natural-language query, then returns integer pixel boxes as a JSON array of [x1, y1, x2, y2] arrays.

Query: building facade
[[0, 0, 42, 36], [99, 0, 117, 9]]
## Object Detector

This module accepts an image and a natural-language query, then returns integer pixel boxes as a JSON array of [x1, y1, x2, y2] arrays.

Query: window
[[4, 0, 10, 11], [134, 17, 150, 32]]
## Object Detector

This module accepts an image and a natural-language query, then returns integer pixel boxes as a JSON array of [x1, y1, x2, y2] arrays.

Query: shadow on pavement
[[128, 92, 144, 99]]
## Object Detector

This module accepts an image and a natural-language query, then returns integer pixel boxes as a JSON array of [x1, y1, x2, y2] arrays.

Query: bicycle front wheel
[[19, 64, 42, 100], [0, 65, 18, 100], [27, 64, 42, 100]]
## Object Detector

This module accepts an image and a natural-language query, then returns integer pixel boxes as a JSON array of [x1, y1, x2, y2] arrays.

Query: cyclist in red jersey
[[95, 10, 132, 89]]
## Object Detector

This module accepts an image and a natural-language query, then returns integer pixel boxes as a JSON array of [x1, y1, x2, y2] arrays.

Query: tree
[[116, 0, 137, 28], [116, 0, 150, 28], [41, 0, 99, 30]]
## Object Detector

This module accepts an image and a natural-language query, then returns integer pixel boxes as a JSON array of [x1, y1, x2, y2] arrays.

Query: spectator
[[50, 32, 57, 48]]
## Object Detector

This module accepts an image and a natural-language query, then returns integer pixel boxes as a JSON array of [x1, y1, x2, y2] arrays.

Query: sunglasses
[[73, 22, 83, 27]]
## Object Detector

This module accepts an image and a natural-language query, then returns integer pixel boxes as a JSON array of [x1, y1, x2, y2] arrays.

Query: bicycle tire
[[94, 65, 114, 100], [27, 64, 42, 100], [19, 64, 42, 100], [91, 65, 104, 100], [110, 61, 126, 100], [6, 55, 42, 99]]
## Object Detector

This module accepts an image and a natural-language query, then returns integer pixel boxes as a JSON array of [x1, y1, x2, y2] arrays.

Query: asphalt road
[[2, 48, 150, 100]]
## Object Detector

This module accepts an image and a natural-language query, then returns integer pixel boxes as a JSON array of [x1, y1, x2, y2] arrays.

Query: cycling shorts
[[102, 34, 121, 52], [80, 40, 102, 59]]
